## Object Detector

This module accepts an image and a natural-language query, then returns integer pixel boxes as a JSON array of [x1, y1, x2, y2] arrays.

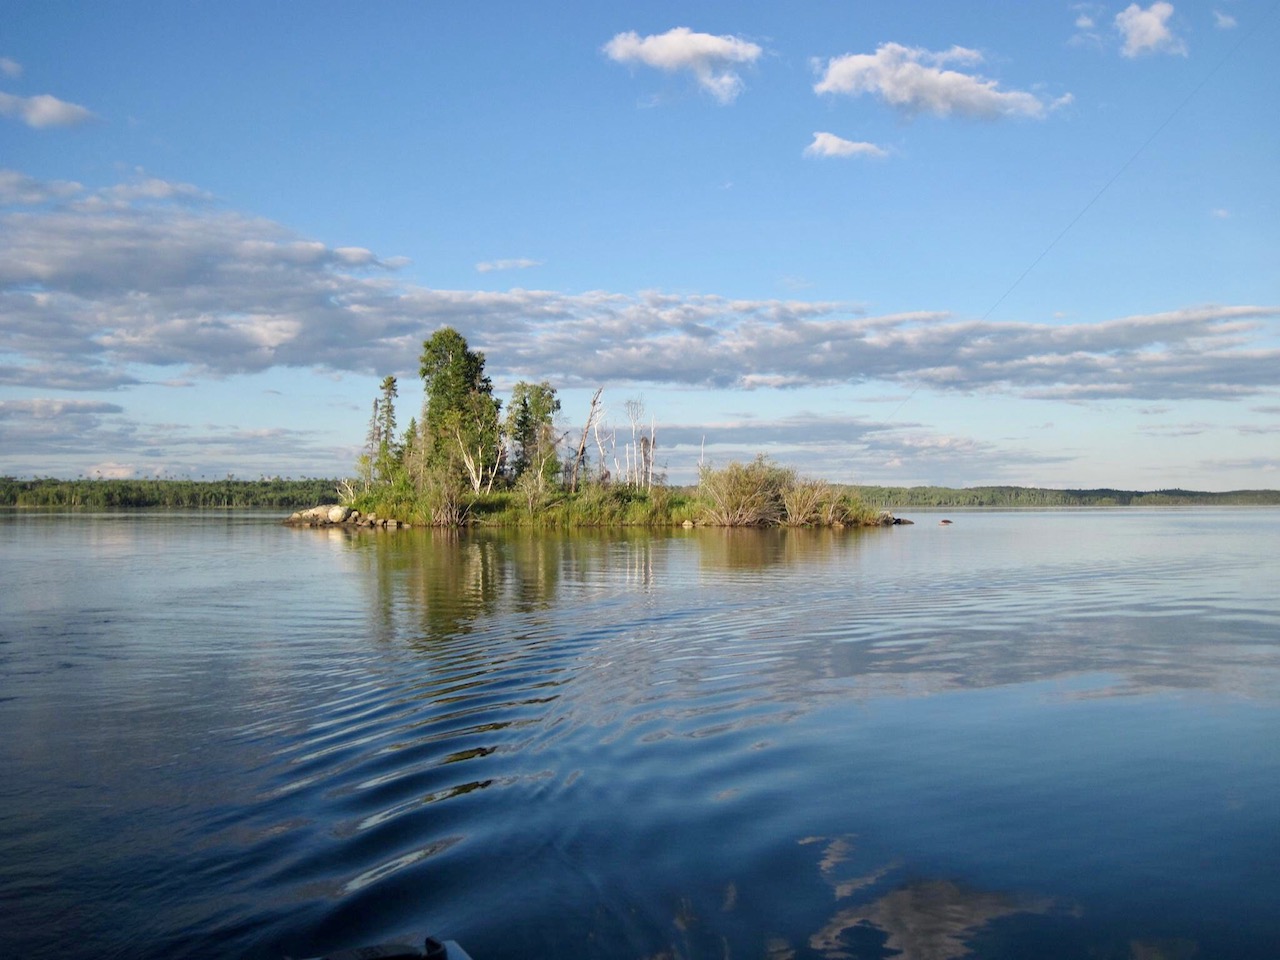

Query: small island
[[273, 327, 1280, 530], [285, 327, 887, 530]]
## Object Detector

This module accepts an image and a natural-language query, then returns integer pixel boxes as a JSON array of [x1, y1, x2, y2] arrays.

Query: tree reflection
[[343, 529, 687, 645]]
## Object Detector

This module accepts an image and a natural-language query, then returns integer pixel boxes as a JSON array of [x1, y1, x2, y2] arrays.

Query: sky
[[1, 1, 1278, 489]]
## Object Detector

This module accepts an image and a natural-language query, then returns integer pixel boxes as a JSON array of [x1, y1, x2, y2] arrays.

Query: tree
[[506, 380, 562, 481], [375, 376, 399, 484], [621, 396, 658, 491], [568, 387, 603, 493], [419, 327, 502, 492]]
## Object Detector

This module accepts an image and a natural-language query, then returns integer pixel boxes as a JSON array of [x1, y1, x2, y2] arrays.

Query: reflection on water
[[1, 510, 1278, 960]]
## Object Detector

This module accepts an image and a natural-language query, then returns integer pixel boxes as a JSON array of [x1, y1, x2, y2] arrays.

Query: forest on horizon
[[3, 476, 1277, 511]]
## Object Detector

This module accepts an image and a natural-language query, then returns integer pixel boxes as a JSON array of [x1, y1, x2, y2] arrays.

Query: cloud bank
[[2, 170, 1277, 407], [604, 27, 763, 104], [814, 43, 1070, 119]]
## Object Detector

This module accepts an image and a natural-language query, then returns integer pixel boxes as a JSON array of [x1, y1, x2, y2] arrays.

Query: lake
[[1, 509, 1278, 960]]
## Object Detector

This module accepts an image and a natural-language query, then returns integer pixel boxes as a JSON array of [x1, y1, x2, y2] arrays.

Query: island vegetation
[[337, 327, 879, 528]]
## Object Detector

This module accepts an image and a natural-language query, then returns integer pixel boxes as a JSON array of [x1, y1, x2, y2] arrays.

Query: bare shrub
[[697, 456, 794, 526], [782, 478, 831, 526]]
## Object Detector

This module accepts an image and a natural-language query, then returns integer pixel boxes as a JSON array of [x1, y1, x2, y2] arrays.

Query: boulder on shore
[[876, 511, 914, 526], [283, 505, 412, 529]]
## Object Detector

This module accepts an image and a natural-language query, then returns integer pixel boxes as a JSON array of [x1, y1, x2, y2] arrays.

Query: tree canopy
[[419, 327, 502, 490]]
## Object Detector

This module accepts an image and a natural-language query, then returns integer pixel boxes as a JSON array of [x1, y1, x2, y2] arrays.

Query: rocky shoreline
[[284, 503, 913, 529], [283, 505, 412, 529]]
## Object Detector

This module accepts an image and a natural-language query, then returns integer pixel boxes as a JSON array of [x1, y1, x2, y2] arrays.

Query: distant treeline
[[0, 477, 340, 509], [850, 485, 1280, 507]]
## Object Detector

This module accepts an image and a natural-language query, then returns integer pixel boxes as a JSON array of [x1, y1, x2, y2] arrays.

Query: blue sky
[[2, 1, 1277, 488]]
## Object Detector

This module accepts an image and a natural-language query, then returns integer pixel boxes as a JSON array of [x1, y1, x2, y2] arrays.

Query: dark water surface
[[2, 509, 1278, 960]]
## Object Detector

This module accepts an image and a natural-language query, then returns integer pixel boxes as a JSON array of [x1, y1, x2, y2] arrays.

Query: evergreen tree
[[375, 376, 399, 483]]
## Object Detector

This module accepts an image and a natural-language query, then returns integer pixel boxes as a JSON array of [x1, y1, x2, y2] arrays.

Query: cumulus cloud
[[1213, 10, 1238, 29], [0, 91, 94, 128], [3, 170, 1277, 408], [0, 57, 21, 78], [1115, 2, 1187, 57], [604, 26, 762, 104], [803, 132, 888, 159], [476, 258, 543, 273], [813, 42, 1070, 119]]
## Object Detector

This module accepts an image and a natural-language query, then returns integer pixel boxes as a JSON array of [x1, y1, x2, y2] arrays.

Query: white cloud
[[604, 26, 762, 104], [1115, 3, 1187, 57], [813, 43, 1068, 120], [3, 171, 1277, 408], [0, 91, 94, 128], [1211, 208, 1230, 219], [0, 57, 21, 79], [476, 258, 543, 273], [86, 462, 143, 479], [803, 132, 888, 159], [1213, 10, 1237, 29], [334, 246, 379, 266]]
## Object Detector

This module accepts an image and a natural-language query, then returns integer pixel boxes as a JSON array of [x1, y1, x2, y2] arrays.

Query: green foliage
[[417, 327, 502, 490], [375, 376, 400, 483], [506, 380, 562, 482]]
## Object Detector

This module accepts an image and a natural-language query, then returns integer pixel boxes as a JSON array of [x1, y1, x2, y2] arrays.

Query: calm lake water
[[1, 509, 1278, 960]]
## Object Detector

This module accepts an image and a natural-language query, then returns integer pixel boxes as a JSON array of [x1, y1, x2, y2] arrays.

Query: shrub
[[782, 478, 831, 526], [697, 456, 794, 526]]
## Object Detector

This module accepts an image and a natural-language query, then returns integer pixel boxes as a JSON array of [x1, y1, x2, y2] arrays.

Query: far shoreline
[[4, 477, 1278, 514]]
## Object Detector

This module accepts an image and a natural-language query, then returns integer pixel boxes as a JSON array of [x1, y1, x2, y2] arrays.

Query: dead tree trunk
[[569, 387, 603, 493]]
